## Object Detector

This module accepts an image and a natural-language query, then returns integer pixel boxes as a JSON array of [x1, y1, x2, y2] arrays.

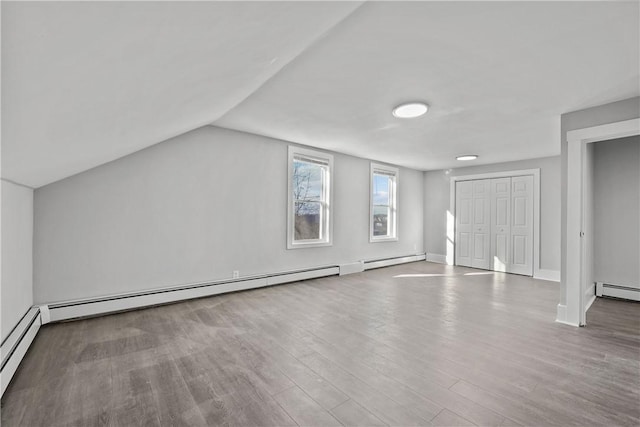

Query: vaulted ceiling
[[2, 1, 639, 188]]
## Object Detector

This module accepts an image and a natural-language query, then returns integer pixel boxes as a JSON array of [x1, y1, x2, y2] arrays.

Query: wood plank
[[273, 385, 343, 426], [2, 262, 638, 426]]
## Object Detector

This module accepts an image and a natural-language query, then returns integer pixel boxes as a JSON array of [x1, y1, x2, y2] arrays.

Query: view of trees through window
[[292, 158, 325, 240], [372, 173, 391, 236]]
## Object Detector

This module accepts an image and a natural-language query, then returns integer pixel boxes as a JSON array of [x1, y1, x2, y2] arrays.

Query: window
[[287, 146, 333, 249], [370, 163, 398, 242]]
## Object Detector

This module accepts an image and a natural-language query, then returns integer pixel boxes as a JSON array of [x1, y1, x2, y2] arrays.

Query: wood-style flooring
[[2, 262, 639, 426]]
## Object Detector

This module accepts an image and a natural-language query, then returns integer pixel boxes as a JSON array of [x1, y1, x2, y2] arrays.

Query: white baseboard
[[339, 261, 364, 275], [534, 269, 560, 282], [585, 283, 596, 312], [1, 307, 41, 396], [426, 253, 447, 264], [596, 282, 640, 302], [555, 303, 579, 327], [363, 254, 426, 270], [46, 266, 339, 323], [44, 255, 427, 323]]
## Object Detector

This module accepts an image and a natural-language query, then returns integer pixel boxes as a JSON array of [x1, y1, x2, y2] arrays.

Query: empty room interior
[[1, 1, 640, 426]]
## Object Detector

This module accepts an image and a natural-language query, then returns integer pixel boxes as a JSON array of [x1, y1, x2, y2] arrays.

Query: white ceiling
[[2, 1, 639, 188]]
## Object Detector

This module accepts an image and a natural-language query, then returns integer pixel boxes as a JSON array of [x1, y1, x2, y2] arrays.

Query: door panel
[[496, 199, 509, 226], [458, 232, 470, 258], [455, 181, 473, 267], [471, 179, 491, 269], [474, 234, 487, 261], [474, 198, 486, 224], [509, 175, 534, 275], [495, 234, 508, 271], [459, 199, 471, 225], [491, 177, 511, 272], [513, 197, 527, 226], [512, 235, 527, 265]]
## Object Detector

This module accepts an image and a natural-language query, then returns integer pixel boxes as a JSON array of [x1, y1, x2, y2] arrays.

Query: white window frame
[[370, 163, 398, 242], [287, 146, 333, 249]]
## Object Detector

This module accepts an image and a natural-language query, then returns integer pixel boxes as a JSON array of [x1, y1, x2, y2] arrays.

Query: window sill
[[287, 240, 333, 250], [369, 237, 398, 243]]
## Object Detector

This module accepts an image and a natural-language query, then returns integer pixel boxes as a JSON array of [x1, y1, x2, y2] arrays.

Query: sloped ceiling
[[1, 1, 363, 187], [2, 1, 639, 188]]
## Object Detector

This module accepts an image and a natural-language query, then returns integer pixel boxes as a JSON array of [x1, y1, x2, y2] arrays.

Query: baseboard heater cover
[[44, 265, 340, 323], [363, 253, 426, 270], [1, 307, 41, 396], [596, 282, 640, 302]]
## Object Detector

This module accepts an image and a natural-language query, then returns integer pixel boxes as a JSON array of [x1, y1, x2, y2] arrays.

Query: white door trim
[[448, 169, 541, 276], [563, 118, 640, 327]]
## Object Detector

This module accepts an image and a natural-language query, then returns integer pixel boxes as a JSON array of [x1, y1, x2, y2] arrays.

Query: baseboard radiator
[[363, 253, 426, 270], [44, 254, 426, 322], [43, 265, 341, 323], [596, 282, 640, 302], [1, 307, 41, 396]]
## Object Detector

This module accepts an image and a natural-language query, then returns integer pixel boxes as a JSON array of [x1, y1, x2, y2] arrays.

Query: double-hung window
[[370, 163, 398, 242], [287, 146, 333, 249]]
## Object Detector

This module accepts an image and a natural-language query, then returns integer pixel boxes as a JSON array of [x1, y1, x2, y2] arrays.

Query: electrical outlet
[[232, 270, 240, 279]]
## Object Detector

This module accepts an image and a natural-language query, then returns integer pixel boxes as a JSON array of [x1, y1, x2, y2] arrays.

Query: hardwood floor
[[2, 262, 639, 426]]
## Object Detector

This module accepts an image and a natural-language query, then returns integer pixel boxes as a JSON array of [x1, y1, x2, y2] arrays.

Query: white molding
[[46, 266, 339, 322], [1, 307, 41, 396], [450, 169, 540, 182], [42, 255, 426, 323], [555, 304, 579, 327], [363, 254, 425, 270], [426, 253, 447, 264], [595, 281, 602, 297], [339, 261, 365, 275], [534, 269, 560, 282], [565, 118, 640, 327], [566, 118, 640, 145], [584, 282, 596, 313], [39, 305, 51, 325], [448, 168, 541, 277], [267, 268, 337, 286]]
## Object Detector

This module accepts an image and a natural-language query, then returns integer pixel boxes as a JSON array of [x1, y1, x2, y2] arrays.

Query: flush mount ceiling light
[[456, 155, 478, 161], [392, 102, 429, 118]]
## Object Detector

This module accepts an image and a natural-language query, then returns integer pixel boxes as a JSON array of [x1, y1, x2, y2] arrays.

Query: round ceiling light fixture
[[456, 155, 478, 161], [392, 102, 429, 118]]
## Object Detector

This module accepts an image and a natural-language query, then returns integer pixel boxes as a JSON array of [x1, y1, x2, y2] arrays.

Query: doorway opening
[[562, 118, 640, 327]]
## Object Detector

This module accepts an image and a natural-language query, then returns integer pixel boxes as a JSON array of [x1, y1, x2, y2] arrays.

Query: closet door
[[471, 180, 491, 270], [509, 175, 534, 275], [491, 178, 511, 272], [455, 180, 473, 267]]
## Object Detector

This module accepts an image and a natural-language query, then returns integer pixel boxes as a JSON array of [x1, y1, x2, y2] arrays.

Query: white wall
[[1, 180, 34, 341], [33, 126, 424, 303], [593, 136, 639, 288], [423, 156, 561, 272]]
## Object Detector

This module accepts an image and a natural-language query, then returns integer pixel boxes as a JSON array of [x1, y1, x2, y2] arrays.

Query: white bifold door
[[455, 175, 533, 276]]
